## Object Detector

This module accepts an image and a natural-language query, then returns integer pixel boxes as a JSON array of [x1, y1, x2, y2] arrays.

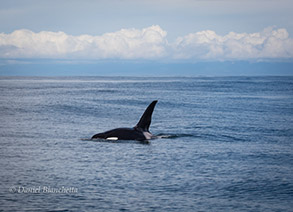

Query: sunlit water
[[0, 76, 292, 211]]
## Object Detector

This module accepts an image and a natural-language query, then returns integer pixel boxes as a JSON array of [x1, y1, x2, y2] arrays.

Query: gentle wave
[[155, 133, 196, 139]]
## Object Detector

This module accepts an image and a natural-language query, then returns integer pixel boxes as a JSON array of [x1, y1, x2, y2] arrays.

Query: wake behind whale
[[91, 100, 158, 141]]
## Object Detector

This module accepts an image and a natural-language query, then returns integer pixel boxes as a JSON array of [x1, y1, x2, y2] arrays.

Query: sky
[[0, 0, 292, 76]]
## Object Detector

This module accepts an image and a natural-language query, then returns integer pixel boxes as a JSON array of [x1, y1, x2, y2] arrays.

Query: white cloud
[[174, 26, 293, 60], [0, 25, 168, 59], [0, 26, 292, 61]]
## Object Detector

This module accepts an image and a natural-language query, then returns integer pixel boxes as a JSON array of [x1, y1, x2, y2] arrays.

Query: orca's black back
[[91, 128, 146, 141]]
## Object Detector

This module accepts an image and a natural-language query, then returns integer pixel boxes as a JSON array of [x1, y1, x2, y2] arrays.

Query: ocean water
[[0, 76, 292, 212]]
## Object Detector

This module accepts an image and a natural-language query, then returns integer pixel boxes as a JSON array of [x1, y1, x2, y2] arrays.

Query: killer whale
[[91, 100, 158, 141]]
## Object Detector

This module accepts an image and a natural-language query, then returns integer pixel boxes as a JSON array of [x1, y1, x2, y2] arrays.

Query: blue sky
[[0, 0, 292, 76]]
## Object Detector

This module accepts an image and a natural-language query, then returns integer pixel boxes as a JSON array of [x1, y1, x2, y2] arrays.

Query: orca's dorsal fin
[[134, 100, 158, 132]]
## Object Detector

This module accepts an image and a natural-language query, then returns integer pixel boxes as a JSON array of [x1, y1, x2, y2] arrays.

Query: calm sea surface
[[0, 76, 292, 212]]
